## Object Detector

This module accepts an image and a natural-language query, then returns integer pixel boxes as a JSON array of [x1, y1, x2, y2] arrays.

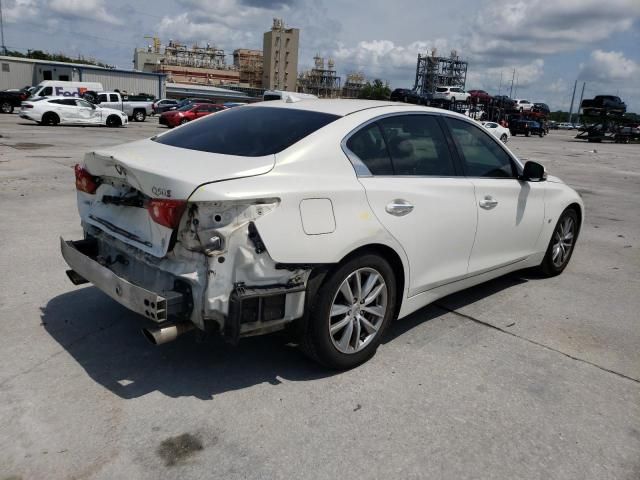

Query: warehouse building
[[0, 55, 166, 98]]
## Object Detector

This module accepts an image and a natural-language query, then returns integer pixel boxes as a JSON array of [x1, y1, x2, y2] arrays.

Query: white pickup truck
[[92, 92, 153, 122]]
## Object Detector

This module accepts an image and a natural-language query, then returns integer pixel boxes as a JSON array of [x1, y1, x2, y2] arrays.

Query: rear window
[[154, 106, 340, 157]]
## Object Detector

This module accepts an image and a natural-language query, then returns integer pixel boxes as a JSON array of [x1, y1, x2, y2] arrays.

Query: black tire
[[300, 253, 397, 369], [179, 118, 189, 125], [1, 102, 13, 114], [500, 133, 508, 143], [133, 110, 146, 122], [538, 208, 579, 277], [525, 131, 530, 137], [42, 112, 59, 126], [106, 115, 121, 128]]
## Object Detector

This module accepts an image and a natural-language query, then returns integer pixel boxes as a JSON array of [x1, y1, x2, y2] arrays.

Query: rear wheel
[[500, 133, 508, 143], [133, 110, 146, 122], [179, 118, 189, 125], [1, 102, 13, 114], [106, 115, 121, 128], [300, 254, 397, 369], [42, 112, 60, 126], [538, 208, 579, 277]]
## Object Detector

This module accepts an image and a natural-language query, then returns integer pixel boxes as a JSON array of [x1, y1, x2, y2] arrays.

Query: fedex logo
[[54, 87, 89, 97]]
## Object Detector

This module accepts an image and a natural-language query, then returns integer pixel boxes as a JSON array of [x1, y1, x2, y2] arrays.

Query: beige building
[[262, 19, 299, 91]]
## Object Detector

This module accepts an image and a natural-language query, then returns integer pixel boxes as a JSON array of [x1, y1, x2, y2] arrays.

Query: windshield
[[154, 106, 340, 157], [177, 104, 195, 112]]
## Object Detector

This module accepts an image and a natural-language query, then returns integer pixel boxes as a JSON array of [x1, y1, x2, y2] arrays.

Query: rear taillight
[[21, 104, 33, 109], [147, 199, 187, 229], [74, 164, 99, 194]]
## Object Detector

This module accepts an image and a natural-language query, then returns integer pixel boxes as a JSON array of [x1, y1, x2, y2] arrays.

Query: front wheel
[[300, 254, 397, 369], [500, 133, 508, 143], [179, 118, 189, 125], [538, 208, 579, 277], [1, 102, 13, 114], [106, 115, 121, 128]]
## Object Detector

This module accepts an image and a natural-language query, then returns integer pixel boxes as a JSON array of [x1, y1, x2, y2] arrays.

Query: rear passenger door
[[346, 113, 477, 296], [444, 117, 545, 273]]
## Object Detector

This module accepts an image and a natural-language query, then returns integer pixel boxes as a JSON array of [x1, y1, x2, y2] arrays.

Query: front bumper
[[60, 237, 191, 323]]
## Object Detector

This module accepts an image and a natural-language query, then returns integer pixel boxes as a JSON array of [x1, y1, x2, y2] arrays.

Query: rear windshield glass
[[154, 106, 340, 157]]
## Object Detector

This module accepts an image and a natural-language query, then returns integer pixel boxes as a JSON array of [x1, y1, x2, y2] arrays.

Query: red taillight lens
[[74, 164, 99, 194], [147, 199, 187, 229]]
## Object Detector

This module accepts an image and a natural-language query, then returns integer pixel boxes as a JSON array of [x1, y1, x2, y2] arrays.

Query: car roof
[[247, 99, 399, 116]]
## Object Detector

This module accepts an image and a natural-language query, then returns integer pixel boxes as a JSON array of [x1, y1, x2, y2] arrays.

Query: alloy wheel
[[551, 216, 575, 268], [328, 267, 388, 354]]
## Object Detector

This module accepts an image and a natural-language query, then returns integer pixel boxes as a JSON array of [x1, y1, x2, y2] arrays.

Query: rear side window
[[154, 106, 339, 157], [345, 124, 394, 175], [378, 115, 455, 176], [436, 87, 448, 92], [109, 94, 119, 102]]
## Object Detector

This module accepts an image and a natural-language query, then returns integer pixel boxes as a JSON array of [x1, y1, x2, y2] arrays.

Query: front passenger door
[[445, 117, 545, 273]]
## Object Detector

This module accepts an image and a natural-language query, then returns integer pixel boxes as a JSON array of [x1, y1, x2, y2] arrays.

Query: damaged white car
[[61, 100, 583, 369]]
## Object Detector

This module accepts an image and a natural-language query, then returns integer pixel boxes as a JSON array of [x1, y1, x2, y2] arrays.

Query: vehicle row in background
[[159, 103, 227, 128]]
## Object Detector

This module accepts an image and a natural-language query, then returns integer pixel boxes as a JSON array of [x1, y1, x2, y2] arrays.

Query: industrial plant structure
[[414, 49, 468, 94], [297, 55, 341, 98], [342, 72, 366, 98]]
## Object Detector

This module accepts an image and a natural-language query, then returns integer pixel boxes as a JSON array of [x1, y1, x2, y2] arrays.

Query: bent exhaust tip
[[142, 322, 195, 346]]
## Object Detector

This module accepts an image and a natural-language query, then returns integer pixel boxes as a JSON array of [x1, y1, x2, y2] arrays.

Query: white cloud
[[579, 50, 640, 82], [468, 0, 637, 62], [48, 0, 122, 25], [3, 0, 39, 23]]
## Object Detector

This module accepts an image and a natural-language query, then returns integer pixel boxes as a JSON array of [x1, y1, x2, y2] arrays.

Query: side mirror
[[521, 161, 547, 182]]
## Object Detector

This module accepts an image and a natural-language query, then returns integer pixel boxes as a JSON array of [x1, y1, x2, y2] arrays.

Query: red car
[[467, 90, 493, 103], [159, 103, 226, 128]]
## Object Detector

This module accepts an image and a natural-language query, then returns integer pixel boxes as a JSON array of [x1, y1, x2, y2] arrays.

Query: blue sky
[[3, 0, 639, 111]]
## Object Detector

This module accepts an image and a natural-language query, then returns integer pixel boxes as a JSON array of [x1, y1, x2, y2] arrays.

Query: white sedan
[[19, 96, 128, 127], [61, 100, 583, 369], [482, 121, 511, 143]]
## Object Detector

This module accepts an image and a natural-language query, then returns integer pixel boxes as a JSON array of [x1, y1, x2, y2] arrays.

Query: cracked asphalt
[[1, 114, 638, 480]]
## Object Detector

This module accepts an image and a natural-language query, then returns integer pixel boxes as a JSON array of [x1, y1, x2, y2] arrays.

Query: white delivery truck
[[29, 81, 104, 99]]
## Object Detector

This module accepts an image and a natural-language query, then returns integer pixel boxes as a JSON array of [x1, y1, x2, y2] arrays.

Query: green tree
[[358, 79, 391, 100]]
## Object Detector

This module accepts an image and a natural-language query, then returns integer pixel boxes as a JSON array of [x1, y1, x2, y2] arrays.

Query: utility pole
[[577, 82, 586, 124], [513, 74, 519, 98], [0, 0, 7, 56], [498, 71, 503, 96], [568, 79, 577, 125], [509, 68, 515, 98]]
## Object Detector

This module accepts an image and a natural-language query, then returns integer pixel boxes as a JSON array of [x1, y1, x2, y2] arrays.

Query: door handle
[[385, 199, 414, 216], [479, 195, 498, 210]]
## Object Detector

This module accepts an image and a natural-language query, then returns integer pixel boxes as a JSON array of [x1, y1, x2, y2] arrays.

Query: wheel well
[[338, 244, 406, 317], [107, 114, 121, 124], [566, 202, 583, 233]]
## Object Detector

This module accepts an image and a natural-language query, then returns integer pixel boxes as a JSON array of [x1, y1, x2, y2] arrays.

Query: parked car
[[19, 96, 128, 127], [510, 119, 545, 137], [580, 95, 626, 116], [531, 102, 550, 115], [481, 121, 511, 143], [61, 101, 583, 369], [92, 91, 153, 122], [157, 97, 216, 114], [514, 99, 533, 112], [152, 99, 179, 114], [433, 86, 470, 103], [557, 123, 574, 130], [0, 88, 30, 113], [493, 95, 516, 110], [159, 103, 227, 128], [390, 89, 422, 104], [468, 90, 493, 103]]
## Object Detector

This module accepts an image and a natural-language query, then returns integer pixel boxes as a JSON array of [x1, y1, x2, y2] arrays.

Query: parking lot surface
[[1, 115, 638, 480]]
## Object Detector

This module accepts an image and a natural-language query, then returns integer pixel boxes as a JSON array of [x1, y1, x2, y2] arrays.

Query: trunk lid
[[80, 138, 275, 257]]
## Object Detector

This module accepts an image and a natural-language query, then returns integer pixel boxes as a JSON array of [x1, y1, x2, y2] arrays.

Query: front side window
[[98, 94, 108, 102], [446, 117, 516, 178], [40, 87, 53, 96], [378, 115, 455, 176]]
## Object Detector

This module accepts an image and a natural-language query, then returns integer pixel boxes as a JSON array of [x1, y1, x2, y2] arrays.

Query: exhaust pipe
[[142, 322, 195, 345]]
